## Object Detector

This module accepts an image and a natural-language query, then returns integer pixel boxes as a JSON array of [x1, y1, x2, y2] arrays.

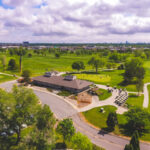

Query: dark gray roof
[[32, 76, 93, 90]]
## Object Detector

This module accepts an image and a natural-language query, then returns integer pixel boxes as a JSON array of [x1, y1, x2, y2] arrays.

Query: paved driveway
[[33, 90, 78, 119]]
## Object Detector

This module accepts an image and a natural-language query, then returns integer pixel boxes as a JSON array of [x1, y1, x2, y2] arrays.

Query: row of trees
[[106, 107, 150, 136], [71, 57, 116, 73], [106, 107, 150, 150]]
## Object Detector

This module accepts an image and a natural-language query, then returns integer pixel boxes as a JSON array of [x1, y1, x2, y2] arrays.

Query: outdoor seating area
[[115, 90, 128, 106]]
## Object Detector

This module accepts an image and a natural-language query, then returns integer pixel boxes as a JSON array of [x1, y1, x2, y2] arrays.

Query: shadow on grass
[[98, 128, 114, 136], [55, 142, 67, 149], [118, 80, 136, 87]]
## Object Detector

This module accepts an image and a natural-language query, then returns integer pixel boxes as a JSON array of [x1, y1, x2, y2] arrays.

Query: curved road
[[33, 89, 150, 150]]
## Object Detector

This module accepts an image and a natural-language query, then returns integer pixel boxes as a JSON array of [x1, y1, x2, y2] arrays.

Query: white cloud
[[0, 0, 150, 42]]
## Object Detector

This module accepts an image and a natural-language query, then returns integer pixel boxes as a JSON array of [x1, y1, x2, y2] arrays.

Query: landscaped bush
[[57, 90, 72, 96]]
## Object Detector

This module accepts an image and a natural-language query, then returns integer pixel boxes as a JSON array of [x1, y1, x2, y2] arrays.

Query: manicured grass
[[75, 70, 137, 92], [57, 90, 72, 96], [82, 105, 150, 141], [83, 105, 117, 129], [126, 93, 144, 109], [0, 53, 92, 76], [0, 74, 16, 83], [143, 60, 150, 83], [75, 74, 111, 83], [96, 88, 112, 100]]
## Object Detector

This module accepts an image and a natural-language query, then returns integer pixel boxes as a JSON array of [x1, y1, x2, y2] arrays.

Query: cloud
[[0, 0, 150, 42]]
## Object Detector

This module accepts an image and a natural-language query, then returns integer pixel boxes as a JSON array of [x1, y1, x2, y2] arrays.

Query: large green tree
[[72, 61, 85, 71], [22, 105, 56, 150], [125, 108, 150, 135], [124, 58, 145, 83], [56, 118, 75, 143], [136, 79, 144, 96], [22, 70, 31, 83], [88, 57, 105, 73], [0, 89, 16, 149], [8, 59, 18, 70], [106, 112, 118, 131], [71, 132, 93, 150], [10, 86, 39, 144]]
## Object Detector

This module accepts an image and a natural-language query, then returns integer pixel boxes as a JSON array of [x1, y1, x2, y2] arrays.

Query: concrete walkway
[[79, 89, 128, 114], [143, 83, 150, 108]]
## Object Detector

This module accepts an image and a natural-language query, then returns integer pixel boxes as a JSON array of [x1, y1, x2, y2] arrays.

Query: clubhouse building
[[32, 72, 93, 93]]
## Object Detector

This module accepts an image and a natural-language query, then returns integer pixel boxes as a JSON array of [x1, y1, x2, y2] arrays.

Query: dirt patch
[[77, 92, 92, 108]]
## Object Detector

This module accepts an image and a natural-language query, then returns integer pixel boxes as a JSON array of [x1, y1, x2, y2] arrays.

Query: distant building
[[23, 41, 29, 47], [32, 73, 93, 93]]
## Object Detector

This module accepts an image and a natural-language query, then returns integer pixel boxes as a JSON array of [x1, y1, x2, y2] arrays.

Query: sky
[[0, 0, 150, 43]]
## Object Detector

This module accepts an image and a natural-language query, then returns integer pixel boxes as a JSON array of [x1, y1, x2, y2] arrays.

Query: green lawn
[[83, 106, 117, 129], [96, 88, 112, 100], [0, 74, 16, 83], [126, 93, 144, 109], [82, 105, 150, 141], [75, 70, 137, 92], [1, 53, 150, 93], [0, 53, 92, 76]]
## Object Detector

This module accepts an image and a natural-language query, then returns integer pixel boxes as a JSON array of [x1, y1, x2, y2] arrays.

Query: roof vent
[[64, 75, 76, 81]]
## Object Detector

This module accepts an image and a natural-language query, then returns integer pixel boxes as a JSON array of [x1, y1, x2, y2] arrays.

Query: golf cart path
[[143, 83, 150, 108]]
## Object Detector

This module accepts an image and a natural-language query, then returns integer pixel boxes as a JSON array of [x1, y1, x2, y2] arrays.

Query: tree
[[15, 47, 27, 73], [135, 67, 145, 80], [88, 57, 105, 73], [72, 61, 85, 71], [23, 105, 56, 150], [8, 59, 18, 70], [106, 112, 118, 131], [55, 53, 60, 58], [118, 64, 124, 70], [71, 132, 93, 150], [1, 56, 6, 71], [124, 144, 134, 150], [134, 50, 142, 57], [22, 70, 31, 83], [145, 51, 150, 59], [28, 53, 32, 58], [10, 86, 39, 144], [0, 89, 16, 149], [125, 107, 150, 135], [106, 63, 112, 69], [56, 118, 75, 143], [109, 52, 121, 63], [130, 131, 140, 150], [124, 58, 144, 83], [136, 79, 143, 96]]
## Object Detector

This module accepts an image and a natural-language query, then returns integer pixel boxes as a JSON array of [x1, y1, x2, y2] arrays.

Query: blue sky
[[0, 0, 150, 43]]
